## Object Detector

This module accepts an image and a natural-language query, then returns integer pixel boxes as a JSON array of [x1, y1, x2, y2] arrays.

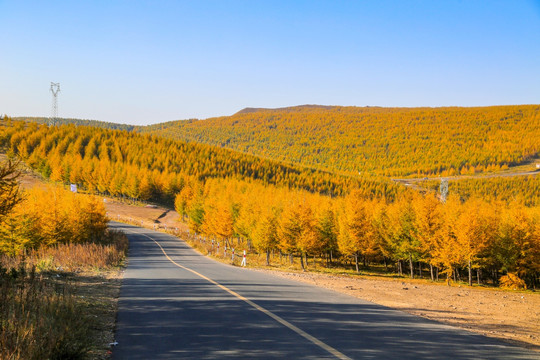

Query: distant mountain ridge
[[12, 116, 135, 131], [235, 104, 338, 114]]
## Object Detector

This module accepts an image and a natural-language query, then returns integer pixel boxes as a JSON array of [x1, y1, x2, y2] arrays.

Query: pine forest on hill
[[140, 104, 540, 178], [0, 118, 402, 203]]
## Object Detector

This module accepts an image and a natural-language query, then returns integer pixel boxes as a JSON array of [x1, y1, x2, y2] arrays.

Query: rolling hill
[[0, 118, 403, 203], [139, 104, 540, 178]]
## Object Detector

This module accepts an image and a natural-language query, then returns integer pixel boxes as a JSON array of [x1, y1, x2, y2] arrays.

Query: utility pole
[[50, 82, 60, 126]]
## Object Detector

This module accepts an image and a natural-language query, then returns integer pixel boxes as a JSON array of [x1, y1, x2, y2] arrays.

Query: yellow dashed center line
[[126, 227, 351, 360]]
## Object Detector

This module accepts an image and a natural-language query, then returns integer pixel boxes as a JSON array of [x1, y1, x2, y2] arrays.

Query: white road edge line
[[123, 226, 352, 360]]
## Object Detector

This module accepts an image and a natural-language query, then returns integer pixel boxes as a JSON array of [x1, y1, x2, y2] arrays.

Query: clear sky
[[1, 1, 539, 125]]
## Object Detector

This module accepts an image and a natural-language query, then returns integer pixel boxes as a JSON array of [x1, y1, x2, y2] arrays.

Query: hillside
[[139, 105, 540, 178], [0, 118, 403, 203]]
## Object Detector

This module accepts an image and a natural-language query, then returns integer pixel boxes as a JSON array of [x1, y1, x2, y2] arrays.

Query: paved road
[[111, 222, 537, 359]]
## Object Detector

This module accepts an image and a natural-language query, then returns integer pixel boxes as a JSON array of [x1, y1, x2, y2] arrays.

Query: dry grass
[[0, 266, 90, 359], [0, 230, 127, 360]]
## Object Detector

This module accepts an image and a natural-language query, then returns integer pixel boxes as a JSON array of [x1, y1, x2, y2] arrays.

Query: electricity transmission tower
[[49, 82, 60, 126], [440, 178, 449, 203]]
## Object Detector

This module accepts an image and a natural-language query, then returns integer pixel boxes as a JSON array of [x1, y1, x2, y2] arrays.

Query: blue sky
[[1, 1, 539, 125]]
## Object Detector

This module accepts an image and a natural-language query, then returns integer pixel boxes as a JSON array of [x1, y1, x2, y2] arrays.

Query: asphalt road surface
[[111, 222, 537, 359]]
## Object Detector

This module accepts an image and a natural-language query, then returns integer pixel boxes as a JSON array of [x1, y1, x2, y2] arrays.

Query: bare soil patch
[[103, 198, 187, 231]]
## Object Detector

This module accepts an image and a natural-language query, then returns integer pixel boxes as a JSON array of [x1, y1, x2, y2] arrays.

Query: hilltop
[[139, 104, 540, 178], [235, 104, 338, 114]]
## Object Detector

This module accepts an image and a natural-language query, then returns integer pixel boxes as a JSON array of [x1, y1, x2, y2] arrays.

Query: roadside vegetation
[[0, 158, 127, 360], [176, 178, 540, 290]]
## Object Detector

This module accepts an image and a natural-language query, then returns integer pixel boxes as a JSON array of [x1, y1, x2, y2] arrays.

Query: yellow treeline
[[0, 119, 403, 201], [143, 104, 540, 177], [179, 178, 540, 288], [0, 185, 108, 255]]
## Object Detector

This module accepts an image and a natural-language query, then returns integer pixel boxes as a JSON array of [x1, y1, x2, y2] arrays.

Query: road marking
[[124, 226, 352, 360]]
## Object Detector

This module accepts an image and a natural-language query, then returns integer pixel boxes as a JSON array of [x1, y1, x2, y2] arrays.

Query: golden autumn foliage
[[177, 177, 540, 288], [0, 119, 403, 201], [0, 186, 108, 255], [141, 105, 540, 177], [440, 176, 540, 206], [3, 110, 539, 288], [0, 171, 125, 360], [0, 158, 22, 218], [337, 191, 377, 271]]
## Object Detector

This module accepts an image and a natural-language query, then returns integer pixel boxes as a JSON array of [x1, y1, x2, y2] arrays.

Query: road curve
[[111, 222, 536, 360]]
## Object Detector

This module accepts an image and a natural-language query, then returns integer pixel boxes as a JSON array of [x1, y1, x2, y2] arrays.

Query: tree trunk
[[290, 253, 294, 265], [477, 268, 481, 285], [398, 260, 403, 276], [266, 249, 270, 266], [330, 250, 333, 263], [430, 263, 434, 281], [409, 253, 414, 279], [436, 266, 439, 281], [363, 255, 367, 267], [300, 253, 305, 271], [468, 259, 472, 286], [384, 257, 388, 270], [354, 254, 359, 273], [418, 262, 422, 278]]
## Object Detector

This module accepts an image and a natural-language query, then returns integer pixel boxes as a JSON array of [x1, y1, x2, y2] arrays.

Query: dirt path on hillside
[[394, 169, 540, 183], [392, 158, 540, 186]]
